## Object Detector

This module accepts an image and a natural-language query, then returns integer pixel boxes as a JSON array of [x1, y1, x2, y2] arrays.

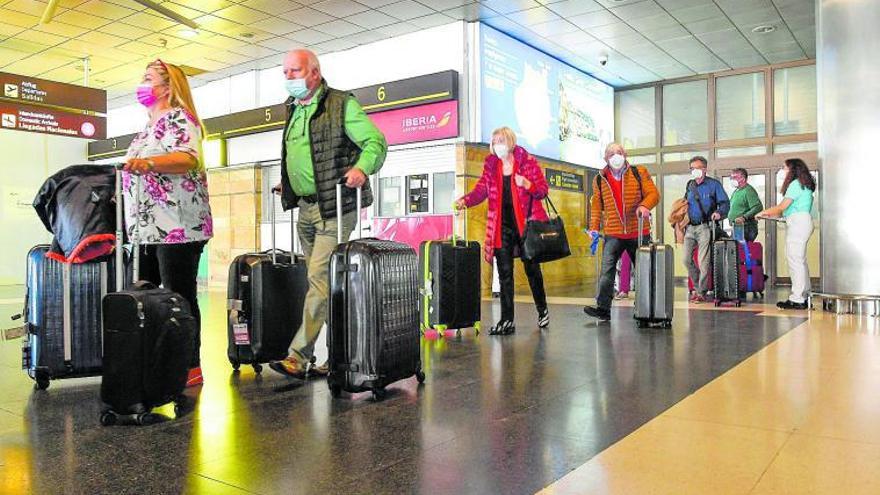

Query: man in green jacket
[[271, 49, 387, 379], [728, 168, 763, 242]]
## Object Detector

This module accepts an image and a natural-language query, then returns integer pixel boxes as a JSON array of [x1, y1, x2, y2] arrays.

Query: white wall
[[0, 131, 89, 285]]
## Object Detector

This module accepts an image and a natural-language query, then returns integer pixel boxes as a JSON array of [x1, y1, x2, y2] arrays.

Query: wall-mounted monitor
[[480, 24, 614, 168]]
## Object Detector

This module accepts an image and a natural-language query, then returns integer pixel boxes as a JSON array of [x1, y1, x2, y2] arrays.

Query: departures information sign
[[0, 72, 106, 139]]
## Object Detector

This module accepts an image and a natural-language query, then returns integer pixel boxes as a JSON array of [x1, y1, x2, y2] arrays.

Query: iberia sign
[[0, 71, 106, 139], [368, 100, 458, 146]]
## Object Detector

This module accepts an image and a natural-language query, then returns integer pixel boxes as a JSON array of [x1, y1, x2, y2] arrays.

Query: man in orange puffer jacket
[[583, 143, 660, 322]]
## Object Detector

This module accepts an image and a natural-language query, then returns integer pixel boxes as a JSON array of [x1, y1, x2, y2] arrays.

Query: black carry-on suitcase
[[327, 181, 425, 400], [634, 215, 675, 328], [100, 282, 196, 425], [418, 208, 481, 337], [100, 171, 195, 426], [19, 165, 127, 390], [227, 196, 308, 373]]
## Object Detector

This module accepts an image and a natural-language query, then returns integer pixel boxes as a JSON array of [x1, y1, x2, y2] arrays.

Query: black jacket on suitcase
[[227, 250, 307, 371], [327, 238, 424, 399], [101, 283, 195, 421]]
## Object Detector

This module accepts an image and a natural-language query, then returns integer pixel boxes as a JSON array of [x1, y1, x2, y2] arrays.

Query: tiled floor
[[0, 284, 808, 494], [541, 311, 880, 495]]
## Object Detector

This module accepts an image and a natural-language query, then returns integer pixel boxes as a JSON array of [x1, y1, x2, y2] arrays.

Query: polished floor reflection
[[0, 287, 805, 494], [541, 312, 880, 495]]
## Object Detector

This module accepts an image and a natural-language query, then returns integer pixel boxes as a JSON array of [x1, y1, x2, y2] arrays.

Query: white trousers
[[785, 212, 814, 303]]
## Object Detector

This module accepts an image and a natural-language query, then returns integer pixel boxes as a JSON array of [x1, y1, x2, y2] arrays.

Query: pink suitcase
[[738, 241, 764, 297]]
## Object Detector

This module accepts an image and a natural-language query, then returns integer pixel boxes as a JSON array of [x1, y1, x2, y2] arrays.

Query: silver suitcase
[[634, 216, 674, 328]]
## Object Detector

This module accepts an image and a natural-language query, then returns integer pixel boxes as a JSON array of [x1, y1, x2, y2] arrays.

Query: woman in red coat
[[455, 127, 550, 335]]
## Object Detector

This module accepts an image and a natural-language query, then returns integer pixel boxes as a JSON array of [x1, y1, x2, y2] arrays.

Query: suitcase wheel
[[329, 384, 342, 398], [99, 411, 116, 426], [416, 371, 426, 384], [371, 387, 387, 401], [636, 320, 647, 329], [252, 363, 262, 374], [735, 301, 742, 308], [231, 361, 241, 372], [34, 373, 49, 391], [664, 321, 673, 329], [714, 301, 721, 307]]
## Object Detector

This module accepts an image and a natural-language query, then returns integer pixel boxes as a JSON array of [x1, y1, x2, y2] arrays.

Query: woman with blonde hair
[[122, 59, 212, 386], [455, 127, 550, 335]]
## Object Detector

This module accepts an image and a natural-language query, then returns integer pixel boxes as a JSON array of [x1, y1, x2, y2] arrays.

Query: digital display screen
[[480, 25, 614, 168]]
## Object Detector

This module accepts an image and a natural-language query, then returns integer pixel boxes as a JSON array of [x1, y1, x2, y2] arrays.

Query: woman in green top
[[728, 168, 763, 242], [757, 158, 816, 310]]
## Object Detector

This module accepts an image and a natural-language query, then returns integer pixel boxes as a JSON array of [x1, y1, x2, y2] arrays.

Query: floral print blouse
[[123, 108, 213, 244]]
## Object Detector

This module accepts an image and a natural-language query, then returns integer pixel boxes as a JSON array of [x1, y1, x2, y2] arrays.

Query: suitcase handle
[[637, 212, 652, 247], [452, 208, 467, 246], [114, 165, 125, 290], [732, 222, 745, 241], [268, 185, 299, 264], [335, 177, 362, 244]]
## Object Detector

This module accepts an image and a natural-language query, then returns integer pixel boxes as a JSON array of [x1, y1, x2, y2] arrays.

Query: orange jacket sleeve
[[636, 166, 660, 210]]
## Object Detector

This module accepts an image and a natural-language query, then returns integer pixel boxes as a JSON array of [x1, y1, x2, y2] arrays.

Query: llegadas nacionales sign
[[0, 72, 106, 139]]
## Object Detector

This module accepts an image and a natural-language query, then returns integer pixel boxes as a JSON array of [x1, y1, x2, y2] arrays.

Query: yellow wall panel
[[459, 144, 598, 297]]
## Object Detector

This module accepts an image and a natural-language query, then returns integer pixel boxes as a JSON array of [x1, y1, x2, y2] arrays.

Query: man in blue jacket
[[684, 156, 729, 303]]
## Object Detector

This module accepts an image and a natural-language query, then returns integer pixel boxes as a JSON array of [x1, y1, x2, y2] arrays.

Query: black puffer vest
[[280, 81, 374, 219]]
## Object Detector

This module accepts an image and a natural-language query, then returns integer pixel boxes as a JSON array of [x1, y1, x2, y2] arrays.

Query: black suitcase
[[20, 165, 128, 390], [227, 200, 307, 372], [327, 183, 424, 400], [418, 210, 481, 337], [712, 238, 741, 307], [100, 282, 196, 425]]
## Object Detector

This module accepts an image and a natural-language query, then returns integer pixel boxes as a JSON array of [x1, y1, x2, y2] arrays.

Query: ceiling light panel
[[546, 0, 605, 17], [345, 10, 400, 29], [378, 0, 434, 21], [311, 0, 370, 18], [279, 7, 336, 26]]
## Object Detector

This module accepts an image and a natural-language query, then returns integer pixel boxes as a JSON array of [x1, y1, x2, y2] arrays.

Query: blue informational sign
[[480, 25, 614, 168]]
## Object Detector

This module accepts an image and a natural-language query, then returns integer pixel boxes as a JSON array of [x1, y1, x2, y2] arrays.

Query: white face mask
[[691, 168, 704, 180], [493, 143, 509, 159], [608, 153, 626, 170]]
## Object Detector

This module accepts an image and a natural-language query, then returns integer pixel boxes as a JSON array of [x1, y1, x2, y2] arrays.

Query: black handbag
[[522, 196, 571, 263]]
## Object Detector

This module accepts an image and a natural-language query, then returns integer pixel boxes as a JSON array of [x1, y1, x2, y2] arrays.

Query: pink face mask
[[136, 84, 159, 107]]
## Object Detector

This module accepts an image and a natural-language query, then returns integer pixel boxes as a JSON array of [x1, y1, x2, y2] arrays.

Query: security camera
[[599, 53, 608, 66]]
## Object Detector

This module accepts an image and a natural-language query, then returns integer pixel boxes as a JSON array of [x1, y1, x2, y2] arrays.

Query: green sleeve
[[343, 97, 387, 176], [744, 186, 763, 219]]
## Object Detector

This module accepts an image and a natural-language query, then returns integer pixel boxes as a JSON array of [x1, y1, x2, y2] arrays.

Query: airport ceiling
[[0, 0, 814, 106]]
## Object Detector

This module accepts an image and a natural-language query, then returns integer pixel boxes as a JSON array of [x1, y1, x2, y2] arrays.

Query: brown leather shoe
[[269, 356, 307, 379]]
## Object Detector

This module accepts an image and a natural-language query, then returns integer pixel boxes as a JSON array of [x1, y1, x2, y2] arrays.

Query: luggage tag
[[232, 323, 250, 345]]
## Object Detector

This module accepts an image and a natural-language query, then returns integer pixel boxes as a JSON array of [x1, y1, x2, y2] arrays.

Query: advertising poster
[[480, 25, 614, 168]]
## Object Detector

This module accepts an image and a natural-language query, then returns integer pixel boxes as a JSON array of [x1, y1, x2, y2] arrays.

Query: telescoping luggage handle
[[335, 177, 363, 244], [452, 207, 468, 246], [637, 212, 652, 248], [266, 191, 299, 265]]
